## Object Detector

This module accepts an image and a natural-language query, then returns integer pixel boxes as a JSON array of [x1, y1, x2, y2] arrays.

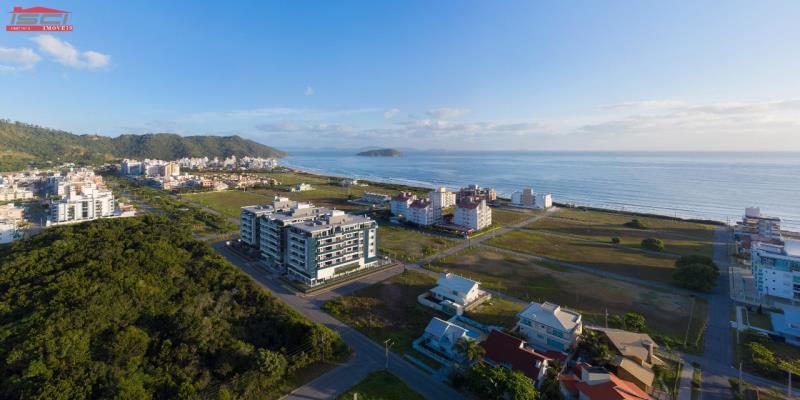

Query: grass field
[[183, 190, 274, 218], [337, 371, 424, 400], [485, 229, 679, 283], [491, 208, 537, 227], [322, 270, 525, 353], [427, 247, 707, 349], [378, 224, 459, 262], [525, 208, 715, 257]]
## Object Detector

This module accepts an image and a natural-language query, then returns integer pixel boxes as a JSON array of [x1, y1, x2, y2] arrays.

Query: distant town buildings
[[239, 197, 380, 286], [735, 207, 783, 257], [511, 187, 553, 209], [453, 199, 492, 231], [176, 156, 278, 171], [0, 204, 25, 244], [515, 302, 583, 353], [290, 182, 313, 192], [355, 192, 391, 205], [456, 184, 496, 203]]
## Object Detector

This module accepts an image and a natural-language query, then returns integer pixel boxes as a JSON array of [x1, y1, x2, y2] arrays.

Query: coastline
[[283, 166, 728, 227]]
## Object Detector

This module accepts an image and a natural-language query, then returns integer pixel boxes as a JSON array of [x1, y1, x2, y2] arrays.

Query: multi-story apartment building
[[0, 187, 34, 202], [48, 187, 115, 225], [752, 239, 800, 301], [0, 204, 24, 220], [157, 162, 181, 177], [0, 220, 18, 244], [456, 184, 496, 203], [516, 302, 583, 353], [285, 210, 378, 286], [407, 198, 440, 226], [239, 197, 298, 247], [121, 159, 143, 175], [453, 199, 492, 231], [259, 203, 328, 270], [429, 187, 456, 209], [735, 207, 783, 257], [511, 188, 553, 209], [390, 192, 416, 217]]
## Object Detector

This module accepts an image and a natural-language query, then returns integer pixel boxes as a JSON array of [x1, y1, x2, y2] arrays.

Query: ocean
[[281, 150, 800, 230]]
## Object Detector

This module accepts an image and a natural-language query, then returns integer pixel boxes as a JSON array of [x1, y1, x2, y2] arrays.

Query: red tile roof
[[409, 199, 432, 209], [481, 330, 550, 382], [392, 191, 415, 201], [563, 363, 650, 400]]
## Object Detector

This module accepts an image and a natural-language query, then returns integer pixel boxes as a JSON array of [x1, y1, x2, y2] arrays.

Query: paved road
[[211, 243, 465, 400]]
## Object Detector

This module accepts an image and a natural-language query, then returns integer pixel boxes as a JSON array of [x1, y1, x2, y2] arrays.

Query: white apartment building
[[406, 198, 440, 226], [429, 187, 456, 209], [511, 188, 553, 209], [0, 187, 34, 202], [239, 197, 298, 247], [49, 187, 115, 225], [285, 210, 378, 286], [735, 207, 783, 256], [453, 199, 492, 231], [259, 203, 328, 270], [516, 302, 583, 353], [390, 192, 417, 217], [752, 239, 800, 301], [121, 159, 143, 175]]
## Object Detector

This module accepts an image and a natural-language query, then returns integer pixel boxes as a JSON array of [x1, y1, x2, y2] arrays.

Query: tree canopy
[[0, 216, 344, 399]]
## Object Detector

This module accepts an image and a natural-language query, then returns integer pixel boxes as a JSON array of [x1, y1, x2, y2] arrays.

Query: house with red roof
[[389, 191, 416, 217], [481, 330, 551, 387], [559, 363, 651, 400]]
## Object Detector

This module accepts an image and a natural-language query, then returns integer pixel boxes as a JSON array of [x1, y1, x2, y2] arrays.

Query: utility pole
[[683, 297, 696, 347], [789, 369, 792, 397], [739, 362, 743, 396], [384, 339, 394, 370], [605, 308, 608, 328]]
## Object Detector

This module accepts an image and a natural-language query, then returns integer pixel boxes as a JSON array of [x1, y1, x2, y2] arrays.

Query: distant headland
[[356, 148, 402, 157]]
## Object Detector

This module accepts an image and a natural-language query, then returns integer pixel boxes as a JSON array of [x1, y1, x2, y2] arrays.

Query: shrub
[[673, 263, 719, 292], [641, 238, 665, 251], [624, 219, 647, 229], [675, 255, 717, 270], [611, 237, 621, 244]]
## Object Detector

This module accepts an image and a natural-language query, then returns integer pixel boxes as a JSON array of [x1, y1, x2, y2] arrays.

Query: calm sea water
[[282, 150, 800, 229]]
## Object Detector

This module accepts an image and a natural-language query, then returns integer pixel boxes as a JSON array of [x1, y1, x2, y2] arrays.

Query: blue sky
[[1, 1, 799, 151]]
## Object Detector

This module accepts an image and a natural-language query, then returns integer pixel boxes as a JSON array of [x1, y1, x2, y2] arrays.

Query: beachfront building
[[284, 210, 379, 286], [752, 239, 800, 301], [259, 203, 328, 270], [290, 183, 313, 192], [453, 199, 492, 231], [735, 207, 783, 257], [339, 178, 360, 187], [390, 191, 417, 217], [481, 330, 551, 388], [240, 204, 279, 247], [771, 307, 800, 346], [48, 187, 116, 225], [511, 188, 553, 209], [429, 187, 456, 209], [357, 192, 391, 205], [516, 302, 583, 353], [456, 184, 496, 203], [406, 198, 440, 226]]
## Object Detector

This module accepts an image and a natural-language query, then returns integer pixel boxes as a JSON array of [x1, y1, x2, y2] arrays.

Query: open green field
[[378, 224, 459, 262], [183, 190, 274, 218], [491, 207, 538, 227], [322, 270, 523, 354], [338, 371, 424, 400], [427, 247, 707, 350], [525, 208, 715, 257], [485, 229, 679, 283]]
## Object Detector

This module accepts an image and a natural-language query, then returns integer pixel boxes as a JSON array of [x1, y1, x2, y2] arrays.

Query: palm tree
[[455, 337, 485, 364]]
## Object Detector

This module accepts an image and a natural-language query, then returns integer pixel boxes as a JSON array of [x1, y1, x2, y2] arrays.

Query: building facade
[[453, 199, 492, 231], [735, 207, 783, 257], [406, 198, 439, 226], [285, 210, 378, 285], [456, 184, 496, 203], [49, 187, 115, 225], [390, 192, 416, 217], [752, 239, 800, 301], [259, 203, 326, 270], [429, 187, 456, 209]]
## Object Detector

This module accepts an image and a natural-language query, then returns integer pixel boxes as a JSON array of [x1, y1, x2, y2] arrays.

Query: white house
[[431, 273, 483, 306], [516, 302, 583, 353], [420, 317, 471, 359], [511, 188, 553, 209], [429, 187, 456, 209], [390, 192, 416, 217], [290, 183, 313, 192], [453, 199, 492, 231]]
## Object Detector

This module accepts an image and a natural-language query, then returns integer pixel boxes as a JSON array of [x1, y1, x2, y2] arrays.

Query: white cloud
[[30, 34, 110, 69], [0, 47, 41, 72], [384, 108, 400, 119], [426, 107, 470, 119], [603, 100, 685, 111], [304, 86, 315, 96]]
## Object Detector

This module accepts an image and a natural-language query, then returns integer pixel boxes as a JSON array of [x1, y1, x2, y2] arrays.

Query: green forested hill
[[0, 120, 286, 171], [0, 216, 344, 398]]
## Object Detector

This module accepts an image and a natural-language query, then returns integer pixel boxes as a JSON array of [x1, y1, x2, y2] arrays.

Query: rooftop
[[481, 330, 550, 382], [435, 272, 479, 293], [518, 302, 582, 332]]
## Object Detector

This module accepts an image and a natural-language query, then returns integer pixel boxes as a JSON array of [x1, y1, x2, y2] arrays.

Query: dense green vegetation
[[451, 362, 537, 400], [0, 120, 285, 171], [0, 216, 345, 399], [672, 255, 719, 292]]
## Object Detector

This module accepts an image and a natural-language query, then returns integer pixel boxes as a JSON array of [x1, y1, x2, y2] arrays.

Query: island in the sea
[[356, 148, 402, 157]]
